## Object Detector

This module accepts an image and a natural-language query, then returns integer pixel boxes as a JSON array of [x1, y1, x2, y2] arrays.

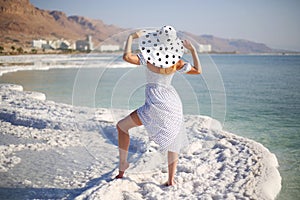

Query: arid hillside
[[0, 0, 278, 53], [0, 0, 124, 50]]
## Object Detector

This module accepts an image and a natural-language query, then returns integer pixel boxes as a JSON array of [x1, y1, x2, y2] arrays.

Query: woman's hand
[[183, 40, 196, 52], [131, 30, 143, 39]]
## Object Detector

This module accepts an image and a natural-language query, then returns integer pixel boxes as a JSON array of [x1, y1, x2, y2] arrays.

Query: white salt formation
[[0, 84, 281, 199]]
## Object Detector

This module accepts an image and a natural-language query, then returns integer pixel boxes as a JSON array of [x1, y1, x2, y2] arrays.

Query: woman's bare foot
[[164, 180, 176, 186], [115, 162, 129, 179]]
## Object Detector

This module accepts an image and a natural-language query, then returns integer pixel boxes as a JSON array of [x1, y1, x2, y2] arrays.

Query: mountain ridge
[[182, 32, 275, 53], [0, 0, 281, 53], [0, 0, 124, 51]]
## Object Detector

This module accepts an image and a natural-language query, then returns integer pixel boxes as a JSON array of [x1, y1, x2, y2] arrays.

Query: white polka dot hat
[[139, 25, 185, 68]]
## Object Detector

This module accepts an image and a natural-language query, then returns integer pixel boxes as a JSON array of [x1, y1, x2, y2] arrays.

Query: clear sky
[[30, 0, 300, 51]]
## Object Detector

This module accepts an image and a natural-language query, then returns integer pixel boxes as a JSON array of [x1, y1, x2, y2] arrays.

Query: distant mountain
[[0, 0, 124, 50], [182, 32, 275, 53], [0, 0, 280, 53]]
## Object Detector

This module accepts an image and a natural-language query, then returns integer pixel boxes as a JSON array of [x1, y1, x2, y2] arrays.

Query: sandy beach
[[0, 83, 281, 199]]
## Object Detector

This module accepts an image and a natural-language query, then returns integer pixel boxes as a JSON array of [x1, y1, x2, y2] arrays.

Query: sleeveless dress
[[137, 54, 191, 153]]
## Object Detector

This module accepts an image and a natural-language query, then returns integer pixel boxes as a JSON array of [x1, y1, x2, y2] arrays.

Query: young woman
[[116, 25, 202, 186]]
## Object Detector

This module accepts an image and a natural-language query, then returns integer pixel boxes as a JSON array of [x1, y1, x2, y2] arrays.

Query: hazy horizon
[[30, 0, 300, 51]]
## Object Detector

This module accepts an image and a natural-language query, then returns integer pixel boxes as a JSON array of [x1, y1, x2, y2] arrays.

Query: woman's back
[[145, 66, 174, 86]]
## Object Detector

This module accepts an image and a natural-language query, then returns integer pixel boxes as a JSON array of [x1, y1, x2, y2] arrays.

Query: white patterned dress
[[137, 54, 191, 153]]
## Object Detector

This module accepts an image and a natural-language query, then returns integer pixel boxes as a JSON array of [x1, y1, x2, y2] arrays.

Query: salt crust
[[0, 84, 281, 199]]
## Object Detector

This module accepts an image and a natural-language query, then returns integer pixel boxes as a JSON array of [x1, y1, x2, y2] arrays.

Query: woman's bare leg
[[116, 122, 130, 178], [116, 110, 142, 178], [167, 151, 178, 186]]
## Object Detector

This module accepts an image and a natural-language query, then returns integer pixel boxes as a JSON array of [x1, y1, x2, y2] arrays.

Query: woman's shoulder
[[175, 60, 185, 70], [147, 59, 189, 75]]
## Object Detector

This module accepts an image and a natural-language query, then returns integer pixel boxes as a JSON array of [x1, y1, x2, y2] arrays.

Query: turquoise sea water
[[0, 54, 299, 199]]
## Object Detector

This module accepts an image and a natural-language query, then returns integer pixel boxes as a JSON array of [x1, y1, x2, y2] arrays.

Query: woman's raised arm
[[183, 40, 202, 74], [123, 31, 142, 65]]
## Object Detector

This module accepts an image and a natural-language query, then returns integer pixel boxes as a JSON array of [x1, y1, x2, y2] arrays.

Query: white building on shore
[[198, 44, 212, 53], [49, 39, 71, 50], [32, 39, 74, 50], [76, 35, 93, 51], [32, 39, 47, 49], [99, 44, 120, 52]]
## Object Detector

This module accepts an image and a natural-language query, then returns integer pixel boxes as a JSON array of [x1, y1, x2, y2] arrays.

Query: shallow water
[[0, 54, 299, 199]]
